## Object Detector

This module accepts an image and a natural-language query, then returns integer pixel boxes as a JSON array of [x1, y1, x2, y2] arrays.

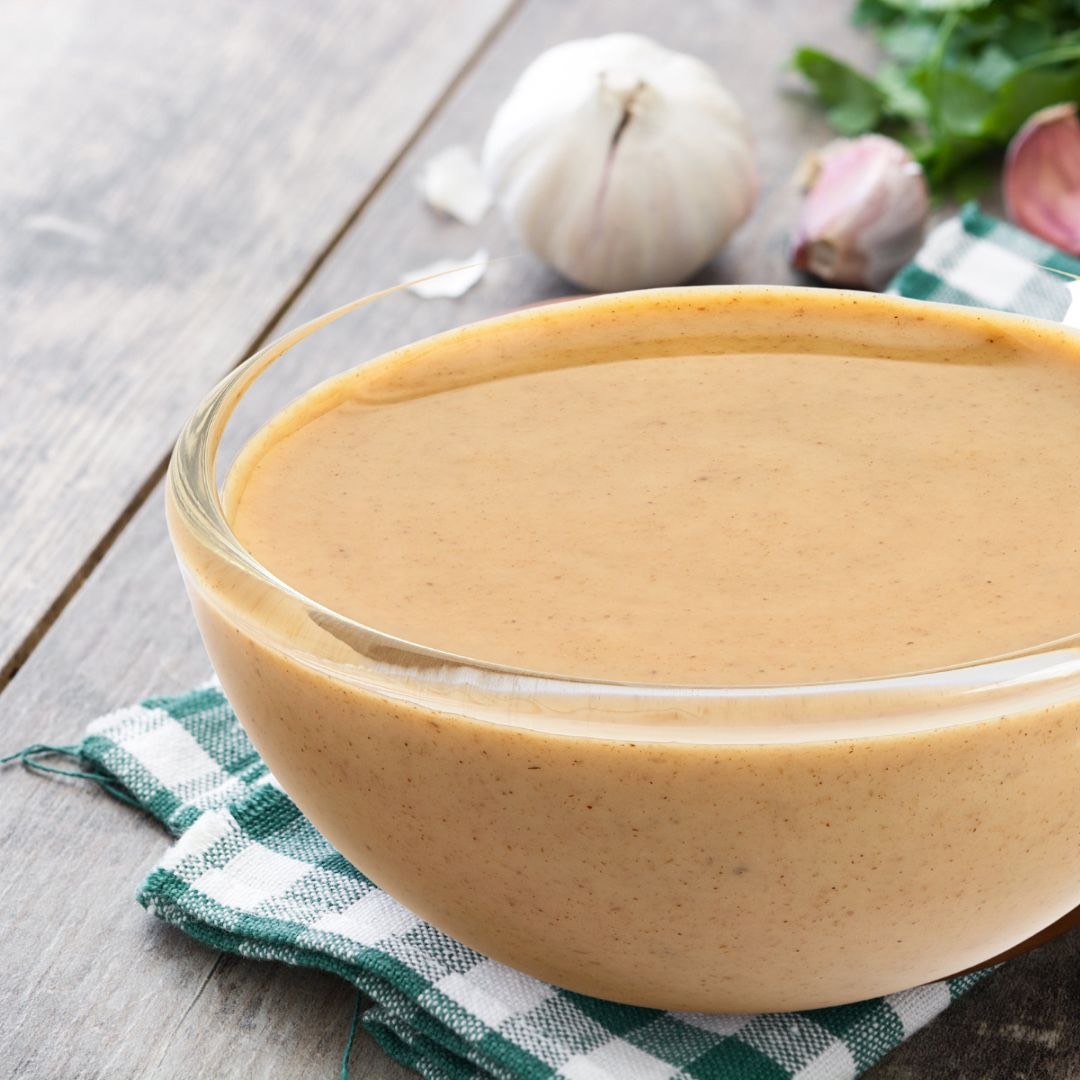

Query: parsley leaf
[[792, 48, 887, 134], [791, 0, 1080, 192]]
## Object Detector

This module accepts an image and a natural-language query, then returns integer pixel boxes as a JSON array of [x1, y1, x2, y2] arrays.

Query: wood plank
[[0, 503, 409, 1079], [0, 0, 518, 682], [152, 958, 414, 1080], [872, 931, 1080, 1079], [200, 0, 888, 382], [3, 0, 1073, 1077]]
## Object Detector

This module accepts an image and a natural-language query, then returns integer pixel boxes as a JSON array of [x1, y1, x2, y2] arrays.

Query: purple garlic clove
[[790, 134, 930, 290], [1004, 102, 1080, 256]]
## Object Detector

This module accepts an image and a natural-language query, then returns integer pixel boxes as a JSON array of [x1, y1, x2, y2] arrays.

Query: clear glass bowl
[[166, 285, 1080, 1012]]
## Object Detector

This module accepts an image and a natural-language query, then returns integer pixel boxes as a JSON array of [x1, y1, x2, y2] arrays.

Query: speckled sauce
[[170, 288, 1080, 1011], [230, 346, 1080, 685]]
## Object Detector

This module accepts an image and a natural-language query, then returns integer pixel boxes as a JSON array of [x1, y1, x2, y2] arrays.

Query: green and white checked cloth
[[43, 206, 1080, 1079], [79, 685, 994, 1080], [888, 201, 1078, 317]]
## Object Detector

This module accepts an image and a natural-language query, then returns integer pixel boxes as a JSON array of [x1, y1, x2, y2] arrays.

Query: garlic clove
[[416, 145, 493, 227], [790, 134, 929, 290], [401, 249, 488, 299], [482, 34, 756, 293], [1003, 102, 1080, 256]]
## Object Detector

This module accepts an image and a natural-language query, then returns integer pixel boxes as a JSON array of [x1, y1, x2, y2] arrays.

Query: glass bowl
[[166, 285, 1080, 1012]]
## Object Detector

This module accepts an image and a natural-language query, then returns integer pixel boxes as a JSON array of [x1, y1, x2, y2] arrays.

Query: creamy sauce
[[229, 346, 1080, 684], [172, 290, 1080, 1011]]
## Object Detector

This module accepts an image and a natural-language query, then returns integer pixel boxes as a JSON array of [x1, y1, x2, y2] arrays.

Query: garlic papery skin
[[790, 134, 929, 290], [482, 34, 756, 292], [1004, 102, 1080, 255], [417, 145, 492, 226]]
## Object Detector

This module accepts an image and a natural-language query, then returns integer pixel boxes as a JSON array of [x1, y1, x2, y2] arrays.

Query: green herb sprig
[[793, 0, 1080, 193]]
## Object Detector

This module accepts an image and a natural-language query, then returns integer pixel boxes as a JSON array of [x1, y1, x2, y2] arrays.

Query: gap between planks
[[0, 0, 526, 700], [152, 953, 228, 1072]]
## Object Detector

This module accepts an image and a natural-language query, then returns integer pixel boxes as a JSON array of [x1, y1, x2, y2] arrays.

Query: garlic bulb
[[1004, 102, 1080, 255], [482, 34, 756, 292], [790, 134, 929, 290]]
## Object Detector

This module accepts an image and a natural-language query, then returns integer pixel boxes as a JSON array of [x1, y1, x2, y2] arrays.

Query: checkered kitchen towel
[[43, 208, 1080, 1079], [887, 201, 1079, 316], [78, 686, 992, 1080]]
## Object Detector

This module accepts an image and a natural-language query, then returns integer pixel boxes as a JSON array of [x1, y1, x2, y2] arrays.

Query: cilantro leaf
[[792, 48, 886, 134], [791, 0, 1080, 192], [986, 62, 1080, 138], [852, 0, 902, 25], [966, 45, 1019, 90], [879, 0, 993, 11], [878, 21, 939, 64], [876, 63, 931, 120]]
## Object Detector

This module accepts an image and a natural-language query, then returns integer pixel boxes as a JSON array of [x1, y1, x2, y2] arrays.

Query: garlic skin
[[1004, 102, 1080, 255], [482, 34, 756, 292], [402, 249, 489, 299], [790, 134, 929, 290], [417, 145, 492, 226]]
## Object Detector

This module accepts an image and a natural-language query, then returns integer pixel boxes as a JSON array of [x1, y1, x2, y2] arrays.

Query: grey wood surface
[[0, 0, 516, 683], [1, 1, 1076, 1078]]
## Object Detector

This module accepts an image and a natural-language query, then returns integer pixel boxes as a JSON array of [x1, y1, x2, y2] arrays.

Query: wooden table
[[1, 2, 1076, 1076]]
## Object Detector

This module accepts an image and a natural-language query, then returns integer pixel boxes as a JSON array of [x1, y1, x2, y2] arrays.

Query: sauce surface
[[228, 339, 1080, 685]]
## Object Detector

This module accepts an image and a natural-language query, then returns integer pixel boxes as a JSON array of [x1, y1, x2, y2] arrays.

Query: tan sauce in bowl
[[228, 341, 1080, 685], [181, 291, 1080, 1010]]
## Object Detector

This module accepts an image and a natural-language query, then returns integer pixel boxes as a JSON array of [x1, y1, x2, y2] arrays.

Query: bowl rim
[[166, 283, 1080, 738]]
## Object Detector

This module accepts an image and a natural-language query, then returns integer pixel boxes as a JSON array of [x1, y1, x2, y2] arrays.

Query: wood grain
[[2, 0, 1075, 1077], [205, 0, 892, 463], [0, 502, 399, 1079], [874, 931, 1080, 1079], [0, 0, 517, 683]]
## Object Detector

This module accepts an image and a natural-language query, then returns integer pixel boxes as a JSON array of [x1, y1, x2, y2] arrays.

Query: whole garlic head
[[482, 34, 756, 292]]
